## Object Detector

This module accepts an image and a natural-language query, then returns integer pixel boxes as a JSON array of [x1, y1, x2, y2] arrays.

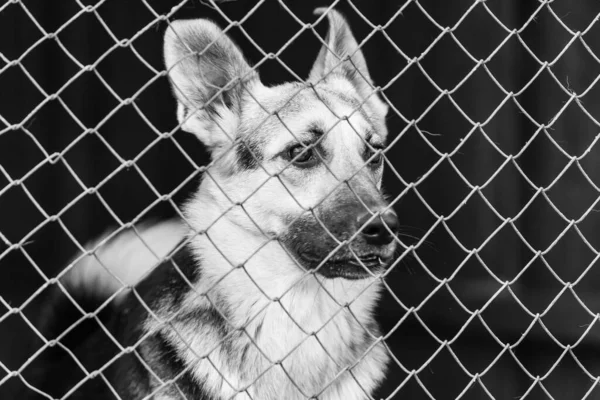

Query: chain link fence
[[3, 0, 600, 399]]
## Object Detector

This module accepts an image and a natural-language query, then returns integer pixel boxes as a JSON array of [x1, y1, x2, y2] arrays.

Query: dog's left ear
[[309, 8, 388, 119]]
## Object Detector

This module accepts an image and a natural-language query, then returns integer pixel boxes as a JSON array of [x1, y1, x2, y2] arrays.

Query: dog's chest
[[229, 288, 385, 400]]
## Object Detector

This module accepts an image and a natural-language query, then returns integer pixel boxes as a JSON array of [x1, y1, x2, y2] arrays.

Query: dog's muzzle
[[282, 204, 399, 280]]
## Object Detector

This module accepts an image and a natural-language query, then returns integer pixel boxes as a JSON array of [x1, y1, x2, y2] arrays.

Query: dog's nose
[[357, 210, 399, 245]]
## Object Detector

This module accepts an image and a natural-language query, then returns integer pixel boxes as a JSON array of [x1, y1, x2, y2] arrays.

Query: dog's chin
[[304, 256, 388, 280]]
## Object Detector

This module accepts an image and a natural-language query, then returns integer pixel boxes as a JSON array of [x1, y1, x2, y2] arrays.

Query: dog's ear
[[164, 19, 258, 149], [309, 9, 388, 118]]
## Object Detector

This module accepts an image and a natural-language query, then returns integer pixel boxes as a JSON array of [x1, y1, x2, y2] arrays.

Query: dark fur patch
[[235, 137, 261, 170], [254, 319, 264, 339], [148, 332, 214, 399], [240, 343, 251, 365], [134, 240, 201, 310]]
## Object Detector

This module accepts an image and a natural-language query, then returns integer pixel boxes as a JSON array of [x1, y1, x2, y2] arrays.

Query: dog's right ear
[[164, 19, 258, 149]]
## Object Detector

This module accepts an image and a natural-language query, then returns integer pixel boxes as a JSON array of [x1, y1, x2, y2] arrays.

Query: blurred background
[[3, 0, 600, 398]]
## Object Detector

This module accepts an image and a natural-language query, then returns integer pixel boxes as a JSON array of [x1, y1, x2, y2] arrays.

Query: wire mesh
[[3, 0, 600, 399]]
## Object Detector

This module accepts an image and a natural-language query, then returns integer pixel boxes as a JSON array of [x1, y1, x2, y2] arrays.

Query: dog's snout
[[357, 209, 399, 245]]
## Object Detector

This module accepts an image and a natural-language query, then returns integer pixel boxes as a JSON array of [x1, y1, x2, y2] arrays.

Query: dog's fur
[[26, 9, 398, 400]]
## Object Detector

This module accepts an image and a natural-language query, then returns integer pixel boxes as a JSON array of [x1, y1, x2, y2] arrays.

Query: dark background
[[3, 0, 600, 398]]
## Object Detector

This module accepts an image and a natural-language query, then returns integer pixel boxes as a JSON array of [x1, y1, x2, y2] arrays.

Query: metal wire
[[3, 0, 600, 399]]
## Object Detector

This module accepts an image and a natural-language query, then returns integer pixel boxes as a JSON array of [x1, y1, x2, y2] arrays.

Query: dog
[[25, 8, 398, 400]]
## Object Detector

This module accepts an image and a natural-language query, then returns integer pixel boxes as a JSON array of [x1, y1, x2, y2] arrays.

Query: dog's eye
[[366, 147, 384, 168], [288, 144, 317, 167]]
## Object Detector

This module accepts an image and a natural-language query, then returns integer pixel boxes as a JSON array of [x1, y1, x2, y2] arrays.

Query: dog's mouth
[[281, 211, 398, 280], [303, 253, 391, 280]]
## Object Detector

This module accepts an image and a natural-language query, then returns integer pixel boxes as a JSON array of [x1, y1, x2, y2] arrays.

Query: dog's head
[[165, 9, 398, 280]]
